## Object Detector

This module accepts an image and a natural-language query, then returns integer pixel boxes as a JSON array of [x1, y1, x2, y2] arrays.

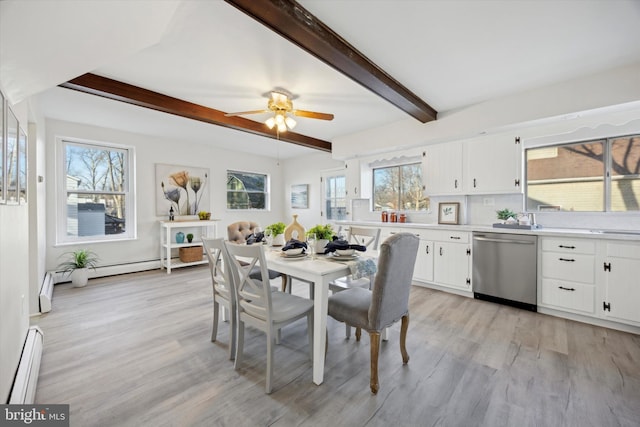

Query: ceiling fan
[[225, 90, 334, 132]]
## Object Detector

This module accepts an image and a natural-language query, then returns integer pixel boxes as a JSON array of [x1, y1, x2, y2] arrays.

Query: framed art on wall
[[155, 163, 210, 217], [291, 184, 308, 209], [156, 163, 210, 216], [438, 202, 460, 225]]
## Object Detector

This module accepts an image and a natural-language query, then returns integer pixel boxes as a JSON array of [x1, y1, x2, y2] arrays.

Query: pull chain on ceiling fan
[[225, 90, 334, 132]]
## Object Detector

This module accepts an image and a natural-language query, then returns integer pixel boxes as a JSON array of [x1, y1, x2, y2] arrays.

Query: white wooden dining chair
[[224, 242, 314, 394], [202, 237, 237, 360]]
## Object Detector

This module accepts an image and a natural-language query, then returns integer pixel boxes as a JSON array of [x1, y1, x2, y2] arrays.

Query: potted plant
[[496, 208, 516, 223], [198, 211, 211, 220], [265, 222, 286, 246], [57, 249, 99, 288], [307, 224, 335, 253], [187, 233, 194, 243]]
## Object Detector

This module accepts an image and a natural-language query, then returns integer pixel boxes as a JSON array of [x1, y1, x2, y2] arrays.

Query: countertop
[[334, 220, 640, 241]]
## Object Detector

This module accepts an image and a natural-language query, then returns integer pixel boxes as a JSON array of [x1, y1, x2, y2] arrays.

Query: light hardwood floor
[[33, 267, 640, 427]]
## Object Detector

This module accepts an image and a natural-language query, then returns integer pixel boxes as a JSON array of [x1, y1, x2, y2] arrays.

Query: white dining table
[[264, 248, 358, 385]]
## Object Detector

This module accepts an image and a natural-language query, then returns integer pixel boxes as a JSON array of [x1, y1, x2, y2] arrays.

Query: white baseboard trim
[[39, 272, 54, 313], [9, 326, 44, 404], [52, 260, 161, 285]]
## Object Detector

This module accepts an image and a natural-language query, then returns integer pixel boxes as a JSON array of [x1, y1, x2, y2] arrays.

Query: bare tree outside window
[[373, 163, 428, 211]]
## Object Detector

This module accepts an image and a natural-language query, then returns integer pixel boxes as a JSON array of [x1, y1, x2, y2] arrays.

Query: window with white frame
[[372, 163, 428, 211], [323, 173, 347, 220], [227, 170, 269, 210], [525, 134, 640, 212], [57, 138, 135, 244]]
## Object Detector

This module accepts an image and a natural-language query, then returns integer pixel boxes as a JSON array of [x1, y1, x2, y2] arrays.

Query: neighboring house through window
[[227, 170, 269, 210], [57, 138, 135, 244]]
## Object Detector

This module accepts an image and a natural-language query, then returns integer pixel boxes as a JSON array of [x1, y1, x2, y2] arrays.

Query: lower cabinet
[[602, 241, 640, 325], [413, 238, 434, 282], [434, 241, 471, 290]]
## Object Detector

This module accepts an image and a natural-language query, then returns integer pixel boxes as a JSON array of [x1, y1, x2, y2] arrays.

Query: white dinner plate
[[280, 252, 308, 260], [330, 253, 360, 261]]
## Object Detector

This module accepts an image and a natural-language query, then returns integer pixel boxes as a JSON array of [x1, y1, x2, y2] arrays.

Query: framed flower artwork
[[156, 164, 210, 217]]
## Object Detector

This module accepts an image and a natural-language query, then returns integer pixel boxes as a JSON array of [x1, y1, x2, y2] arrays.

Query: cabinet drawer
[[542, 252, 595, 284], [542, 238, 595, 254], [541, 278, 596, 314], [430, 230, 469, 243]]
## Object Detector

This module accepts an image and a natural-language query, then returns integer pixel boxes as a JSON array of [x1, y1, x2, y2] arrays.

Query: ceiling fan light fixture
[[285, 116, 297, 130], [265, 117, 276, 129], [277, 122, 287, 133]]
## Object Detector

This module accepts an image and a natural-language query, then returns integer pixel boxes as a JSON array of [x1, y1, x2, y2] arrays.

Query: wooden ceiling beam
[[59, 73, 332, 152], [225, 0, 437, 123]]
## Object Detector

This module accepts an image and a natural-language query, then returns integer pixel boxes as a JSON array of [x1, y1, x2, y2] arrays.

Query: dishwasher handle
[[473, 236, 536, 245]]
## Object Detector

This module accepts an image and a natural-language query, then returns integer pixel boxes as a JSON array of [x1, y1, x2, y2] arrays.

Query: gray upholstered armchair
[[327, 232, 419, 394]]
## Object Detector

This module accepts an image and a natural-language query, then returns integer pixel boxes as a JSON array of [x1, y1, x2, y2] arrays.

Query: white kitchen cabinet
[[602, 241, 640, 325], [463, 135, 522, 194], [539, 237, 596, 315], [413, 238, 434, 283], [160, 220, 218, 274], [421, 141, 463, 196], [433, 231, 471, 291]]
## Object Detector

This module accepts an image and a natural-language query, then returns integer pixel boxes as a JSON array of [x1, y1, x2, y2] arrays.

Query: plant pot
[[272, 233, 286, 247], [315, 239, 329, 254], [70, 268, 89, 287]]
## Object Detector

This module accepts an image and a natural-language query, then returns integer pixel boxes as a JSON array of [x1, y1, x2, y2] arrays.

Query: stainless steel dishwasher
[[472, 232, 538, 311]]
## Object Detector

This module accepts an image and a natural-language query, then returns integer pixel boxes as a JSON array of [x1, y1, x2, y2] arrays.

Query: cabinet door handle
[[450, 236, 461, 240], [559, 258, 575, 262], [558, 286, 576, 291], [439, 247, 443, 256], [473, 178, 477, 188], [559, 245, 576, 249], [425, 245, 429, 254], [454, 179, 458, 189]]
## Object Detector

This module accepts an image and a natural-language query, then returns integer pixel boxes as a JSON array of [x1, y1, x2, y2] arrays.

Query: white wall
[[332, 63, 640, 159], [44, 119, 289, 272], [0, 98, 31, 402], [281, 152, 343, 233]]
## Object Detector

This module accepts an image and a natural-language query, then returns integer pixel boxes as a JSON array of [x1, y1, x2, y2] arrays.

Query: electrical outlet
[[483, 197, 495, 206]]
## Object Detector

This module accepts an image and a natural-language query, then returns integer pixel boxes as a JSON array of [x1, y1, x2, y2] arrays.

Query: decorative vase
[[176, 231, 185, 243], [272, 233, 286, 247], [71, 268, 89, 287], [284, 214, 306, 241]]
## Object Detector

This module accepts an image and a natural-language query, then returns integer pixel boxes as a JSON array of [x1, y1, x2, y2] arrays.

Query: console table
[[159, 219, 219, 274]]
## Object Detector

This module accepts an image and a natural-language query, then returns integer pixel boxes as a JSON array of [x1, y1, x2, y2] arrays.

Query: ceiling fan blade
[[293, 109, 334, 121], [224, 109, 269, 117]]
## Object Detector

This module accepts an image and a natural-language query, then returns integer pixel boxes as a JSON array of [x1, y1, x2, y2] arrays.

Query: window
[[57, 138, 135, 244], [525, 134, 640, 212], [227, 170, 269, 210], [373, 163, 428, 211], [323, 174, 346, 220]]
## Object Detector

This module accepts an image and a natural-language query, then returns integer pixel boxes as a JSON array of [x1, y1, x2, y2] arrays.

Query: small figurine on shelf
[[169, 206, 175, 221]]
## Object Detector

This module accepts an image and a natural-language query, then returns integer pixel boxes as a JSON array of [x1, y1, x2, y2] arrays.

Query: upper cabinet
[[464, 135, 522, 194], [344, 158, 361, 201], [422, 140, 463, 196], [422, 134, 522, 196]]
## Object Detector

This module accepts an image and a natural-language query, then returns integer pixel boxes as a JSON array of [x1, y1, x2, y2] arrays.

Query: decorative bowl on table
[[284, 247, 304, 256], [335, 249, 355, 256]]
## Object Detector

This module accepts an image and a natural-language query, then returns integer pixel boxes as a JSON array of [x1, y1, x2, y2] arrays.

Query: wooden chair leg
[[281, 274, 288, 292], [400, 314, 410, 364], [234, 319, 245, 370], [369, 331, 381, 394], [355, 327, 362, 341]]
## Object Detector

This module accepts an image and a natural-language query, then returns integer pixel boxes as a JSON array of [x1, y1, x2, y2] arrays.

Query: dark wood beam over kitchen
[[225, 0, 437, 123], [59, 73, 332, 152]]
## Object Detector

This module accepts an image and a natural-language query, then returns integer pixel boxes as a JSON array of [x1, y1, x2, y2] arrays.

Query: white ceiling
[[2, 0, 640, 159]]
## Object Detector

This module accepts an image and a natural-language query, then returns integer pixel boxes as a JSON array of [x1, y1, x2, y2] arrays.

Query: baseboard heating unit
[[9, 326, 44, 404]]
